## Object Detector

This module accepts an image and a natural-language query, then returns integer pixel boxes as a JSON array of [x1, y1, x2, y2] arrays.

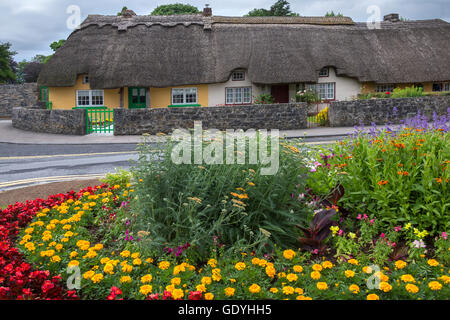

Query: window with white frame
[[82, 75, 89, 84], [319, 67, 329, 77], [445, 83, 450, 91], [226, 87, 252, 104], [76, 90, 104, 107], [232, 71, 245, 81], [171, 88, 198, 105], [433, 83, 450, 92], [306, 83, 335, 100], [375, 84, 395, 93]]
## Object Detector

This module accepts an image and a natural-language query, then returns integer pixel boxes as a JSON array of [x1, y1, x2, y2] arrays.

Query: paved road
[[0, 136, 343, 192]]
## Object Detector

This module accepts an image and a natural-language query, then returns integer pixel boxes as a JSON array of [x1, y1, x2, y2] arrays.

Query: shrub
[[390, 86, 424, 98], [100, 168, 132, 187], [296, 89, 320, 104], [130, 134, 311, 259], [253, 93, 274, 104]]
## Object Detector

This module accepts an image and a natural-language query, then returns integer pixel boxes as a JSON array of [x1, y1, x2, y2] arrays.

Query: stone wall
[[0, 83, 38, 118], [12, 107, 87, 135], [114, 103, 307, 135], [329, 95, 450, 127]]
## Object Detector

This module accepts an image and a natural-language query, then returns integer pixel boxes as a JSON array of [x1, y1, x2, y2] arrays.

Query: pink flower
[[356, 214, 362, 220], [394, 226, 402, 232], [442, 232, 448, 240], [380, 233, 385, 239], [338, 230, 343, 236], [369, 219, 375, 225]]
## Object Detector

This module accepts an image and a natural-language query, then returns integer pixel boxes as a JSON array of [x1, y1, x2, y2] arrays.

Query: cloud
[[1, 0, 448, 62]]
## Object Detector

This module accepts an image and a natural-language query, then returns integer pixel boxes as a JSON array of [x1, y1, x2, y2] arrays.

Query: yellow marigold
[[322, 261, 333, 269], [405, 284, 419, 293], [428, 281, 442, 291], [310, 271, 321, 280], [345, 270, 355, 278], [293, 265, 303, 273], [249, 284, 261, 294], [265, 265, 276, 278], [158, 261, 170, 270], [83, 250, 97, 259], [312, 264, 323, 272], [205, 293, 214, 300], [103, 263, 114, 275], [100, 257, 110, 264], [286, 273, 298, 282], [235, 262, 246, 271], [269, 288, 279, 294], [120, 276, 132, 283], [258, 259, 268, 267], [68, 260, 79, 267], [297, 295, 313, 300], [427, 259, 439, 267], [83, 270, 95, 280], [133, 258, 142, 266], [201, 277, 212, 285], [207, 259, 217, 268], [347, 259, 359, 265], [438, 275, 450, 284], [349, 284, 360, 294], [131, 252, 140, 259], [251, 258, 261, 265], [120, 250, 130, 258], [283, 249, 296, 260], [93, 243, 103, 251], [141, 274, 153, 283], [294, 288, 304, 295], [51, 255, 61, 263], [172, 288, 184, 300], [366, 293, 380, 300], [379, 282, 392, 293], [400, 274, 415, 283], [91, 274, 104, 284], [196, 284, 207, 292], [139, 285, 152, 295], [316, 282, 328, 290], [224, 287, 235, 297], [121, 264, 133, 273], [282, 286, 295, 295], [171, 277, 181, 286], [395, 260, 407, 269]]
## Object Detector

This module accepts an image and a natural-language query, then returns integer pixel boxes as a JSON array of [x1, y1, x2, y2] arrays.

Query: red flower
[[188, 291, 203, 300]]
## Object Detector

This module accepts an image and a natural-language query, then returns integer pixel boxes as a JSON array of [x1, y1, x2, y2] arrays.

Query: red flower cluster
[[107, 286, 123, 300], [0, 184, 108, 300]]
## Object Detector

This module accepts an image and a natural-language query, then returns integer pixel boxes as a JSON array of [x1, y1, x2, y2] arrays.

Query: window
[[171, 88, 198, 105], [82, 75, 89, 84], [226, 87, 252, 104], [231, 71, 245, 81], [433, 83, 450, 92], [76, 90, 104, 107], [319, 67, 329, 77], [375, 84, 395, 93], [306, 83, 335, 100], [445, 83, 450, 91]]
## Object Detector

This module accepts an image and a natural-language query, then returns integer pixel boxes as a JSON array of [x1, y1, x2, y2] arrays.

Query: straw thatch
[[38, 14, 450, 89]]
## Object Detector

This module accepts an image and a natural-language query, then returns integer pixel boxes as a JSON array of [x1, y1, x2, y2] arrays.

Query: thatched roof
[[38, 14, 450, 89]]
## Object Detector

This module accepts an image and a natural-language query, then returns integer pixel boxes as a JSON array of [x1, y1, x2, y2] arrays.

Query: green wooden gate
[[86, 107, 114, 134], [39, 86, 52, 110]]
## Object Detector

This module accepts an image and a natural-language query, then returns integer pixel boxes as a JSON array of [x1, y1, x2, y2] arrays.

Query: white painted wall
[[208, 71, 267, 106], [317, 67, 361, 101]]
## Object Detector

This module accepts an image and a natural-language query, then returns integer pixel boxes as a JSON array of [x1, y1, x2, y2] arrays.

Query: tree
[[246, 0, 299, 17], [50, 39, 66, 52], [325, 11, 343, 17], [117, 6, 128, 16], [150, 3, 200, 16], [22, 61, 43, 83], [32, 54, 51, 64], [0, 42, 17, 83]]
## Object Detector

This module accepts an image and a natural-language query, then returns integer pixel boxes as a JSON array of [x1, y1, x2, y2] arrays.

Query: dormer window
[[232, 71, 245, 81], [319, 67, 329, 77], [82, 75, 89, 84]]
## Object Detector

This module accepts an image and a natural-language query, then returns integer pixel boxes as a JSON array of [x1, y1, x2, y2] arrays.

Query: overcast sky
[[1, 0, 449, 62]]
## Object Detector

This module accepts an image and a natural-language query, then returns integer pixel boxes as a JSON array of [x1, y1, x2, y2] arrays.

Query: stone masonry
[[113, 103, 308, 135], [0, 83, 38, 118]]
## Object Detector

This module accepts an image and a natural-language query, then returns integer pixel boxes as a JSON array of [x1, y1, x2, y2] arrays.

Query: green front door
[[128, 87, 147, 108]]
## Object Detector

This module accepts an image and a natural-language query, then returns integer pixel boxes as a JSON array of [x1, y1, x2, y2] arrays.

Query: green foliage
[[49, 39, 66, 52], [390, 86, 424, 98], [325, 11, 343, 17], [150, 3, 200, 16], [307, 128, 449, 233], [357, 92, 390, 100], [100, 168, 132, 186], [117, 6, 128, 15], [253, 93, 274, 104], [0, 42, 17, 83], [246, 0, 299, 17], [296, 89, 320, 104], [130, 135, 311, 260]]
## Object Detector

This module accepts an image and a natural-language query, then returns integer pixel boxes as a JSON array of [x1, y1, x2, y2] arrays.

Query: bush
[[307, 122, 449, 233], [390, 86, 424, 98], [296, 89, 320, 104], [130, 134, 311, 260], [253, 94, 274, 104], [100, 168, 132, 187]]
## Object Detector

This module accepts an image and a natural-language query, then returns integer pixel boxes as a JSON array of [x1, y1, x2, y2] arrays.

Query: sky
[[1, 0, 449, 62]]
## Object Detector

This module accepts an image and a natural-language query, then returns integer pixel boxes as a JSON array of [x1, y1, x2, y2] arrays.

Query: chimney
[[383, 13, 400, 22], [203, 4, 212, 17]]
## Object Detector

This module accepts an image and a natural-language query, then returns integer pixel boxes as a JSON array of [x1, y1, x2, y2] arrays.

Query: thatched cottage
[[37, 8, 450, 110]]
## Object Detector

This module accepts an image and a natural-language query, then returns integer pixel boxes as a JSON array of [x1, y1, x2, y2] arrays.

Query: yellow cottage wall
[[150, 84, 209, 108]]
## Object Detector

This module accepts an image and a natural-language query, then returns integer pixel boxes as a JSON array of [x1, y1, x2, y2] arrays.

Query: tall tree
[[50, 39, 66, 52], [246, 0, 299, 17], [150, 3, 200, 15], [22, 61, 43, 83], [0, 42, 17, 83]]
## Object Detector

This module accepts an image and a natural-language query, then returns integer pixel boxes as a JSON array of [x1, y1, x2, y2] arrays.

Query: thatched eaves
[[38, 14, 450, 89]]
